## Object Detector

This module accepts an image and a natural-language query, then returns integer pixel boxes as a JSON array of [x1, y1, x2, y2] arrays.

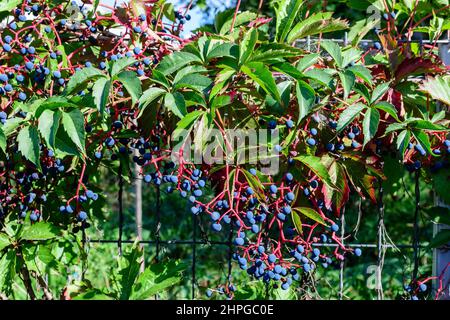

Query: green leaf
[[384, 122, 407, 136], [0, 250, 15, 295], [138, 87, 166, 117], [294, 155, 335, 189], [239, 28, 258, 65], [412, 129, 433, 156], [241, 62, 281, 102], [173, 110, 204, 143], [294, 207, 326, 226], [117, 71, 142, 105], [92, 77, 111, 114], [54, 125, 81, 157], [18, 126, 41, 169], [341, 47, 362, 69], [370, 82, 390, 104], [296, 53, 320, 72], [0, 233, 10, 252], [287, 12, 348, 43], [130, 260, 186, 300], [38, 110, 61, 149], [429, 229, 450, 248], [156, 52, 202, 76], [296, 80, 315, 123], [362, 108, 380, 147], [0, 0, 21, 12], [275, 0, 304, 42], [0, 127, 5, 153], [420, 75, 450, 105], [347, 65, 373, 85], [396, 130, 411, 158], [174, 73, 213, 93], [34, 96, 78, 119], [164, 92, 187, 119], [320, 40, 343, 68], [242, 169, 265, 201], [207, 43, 238, 60], [272, 62, 304, 80], [336, 103, 365, 132], [411, 119, 449, 131], [73, 290, 114, 300], [64, 67, 106, 95], [117, 244, 143, 300], [338, 70, 355, 99], [373, 101, 400, 121], [291, 210, 303, 234], [61, 109, 86, 154], [304, 69, 334, 88], [151, 69, 171, 89], [110, 57, 136, 77], [219, 11, 258, 35], [20, 222, 60, 241], [265, 81, 292, 116]]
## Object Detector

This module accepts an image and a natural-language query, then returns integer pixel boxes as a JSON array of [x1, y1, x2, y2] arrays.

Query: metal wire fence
[[82, 35, 450, 300]]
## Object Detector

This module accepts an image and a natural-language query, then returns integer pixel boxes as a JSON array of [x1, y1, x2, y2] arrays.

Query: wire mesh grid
[[81, 34, 449, 300]]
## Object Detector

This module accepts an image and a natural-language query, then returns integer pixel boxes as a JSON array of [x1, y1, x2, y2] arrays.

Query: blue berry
[[286, 119, 294, 129], [251, 224, 259, 233], [354, 248, 362, 256], [285, 192, 295, 202], [269, 185, 277, 194], [310, 180, 319, 189], [211, 211, 220, 221], [268, 254, 277, 263], [211, 223, 222, 232], [66, 205, 74, 214], [310, 128, 318, 136], [78, 211, 87, 220], [331, 223, 339, 232], [30, 212, 38, 221], [268, 119, 277, 129], [326, 143, 335, 151], [306, 138, 316, 146], [3, 44, 12, 52]]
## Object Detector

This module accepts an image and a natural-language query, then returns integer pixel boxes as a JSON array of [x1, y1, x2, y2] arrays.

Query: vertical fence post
[[134, 154, 144, 272], [433, 31, 450, 299]]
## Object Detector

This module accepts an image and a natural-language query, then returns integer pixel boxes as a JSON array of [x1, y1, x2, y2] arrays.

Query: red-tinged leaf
[[341, 157, 380, 203], [395, 58, 443, 82], [248, 17, 272, 28], [321, 156, 349, 216]]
